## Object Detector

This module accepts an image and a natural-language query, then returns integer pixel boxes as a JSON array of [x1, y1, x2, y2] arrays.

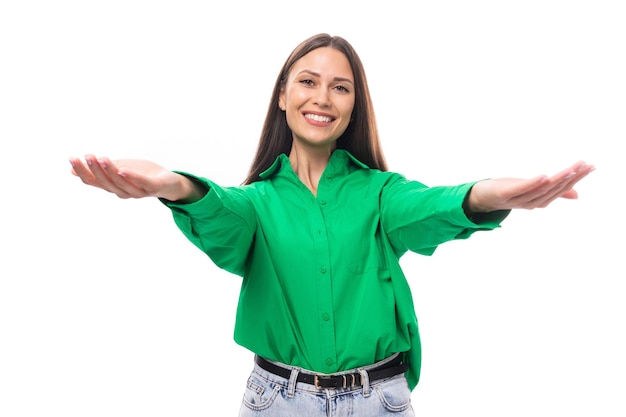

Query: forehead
[[289, 47, 353, 80]]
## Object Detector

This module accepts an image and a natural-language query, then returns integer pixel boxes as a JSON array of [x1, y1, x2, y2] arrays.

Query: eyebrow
[[297, 70, 354, 85]]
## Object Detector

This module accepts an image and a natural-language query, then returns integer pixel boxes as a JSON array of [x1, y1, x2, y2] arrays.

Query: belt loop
[[287, 367, 300, 398], [359, 368, 371, 397]]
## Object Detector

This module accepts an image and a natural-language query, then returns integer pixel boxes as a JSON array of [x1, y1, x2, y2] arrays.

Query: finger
[[69, 157, 79, 176], [526, 180, 576, 208], [560, 189, 579, 200], [552, 160, 587, 180], [83, 155, 137, 198], [524, 161, 587, 193], [98, 157, 168, 198], [523, 161, 584, 196], [523, 163, 595, 208], [95, 157, 149, 198], [83, 154, 118, 191], [498, 162, 592, 208], [556, 169, 594, 201], [541, 163, 594, 200], [69, 157, 100, 187]]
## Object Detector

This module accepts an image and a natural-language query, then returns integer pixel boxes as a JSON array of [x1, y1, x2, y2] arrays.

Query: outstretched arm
[[69, 154, 207, 203], [465, 160, 595, 214]]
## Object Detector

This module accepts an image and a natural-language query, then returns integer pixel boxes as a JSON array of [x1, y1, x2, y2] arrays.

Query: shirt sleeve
[[380, 175, 510, 257], [159, 172, 257, 277]]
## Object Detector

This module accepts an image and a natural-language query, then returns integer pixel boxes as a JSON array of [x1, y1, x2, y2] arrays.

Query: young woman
[[69, 33, 594, 417]]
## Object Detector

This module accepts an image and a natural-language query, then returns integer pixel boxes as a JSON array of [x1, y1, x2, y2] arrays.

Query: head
[[243, 33, 387, 184]]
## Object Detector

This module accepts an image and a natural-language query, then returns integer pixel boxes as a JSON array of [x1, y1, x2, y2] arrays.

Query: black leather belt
[[255, 354, 409, 389]]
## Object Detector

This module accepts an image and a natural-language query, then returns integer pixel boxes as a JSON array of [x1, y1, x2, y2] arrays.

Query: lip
[[302, 111, 336, 125]]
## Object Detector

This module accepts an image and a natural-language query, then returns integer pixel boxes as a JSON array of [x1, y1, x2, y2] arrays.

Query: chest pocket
[[347, 230, 389, 278]]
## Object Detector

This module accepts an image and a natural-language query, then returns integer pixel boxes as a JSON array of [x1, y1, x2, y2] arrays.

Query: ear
[[278, 88, 286, 111]]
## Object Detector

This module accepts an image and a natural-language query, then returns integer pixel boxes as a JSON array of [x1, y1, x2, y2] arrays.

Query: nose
[[313, 87, 331, 107]]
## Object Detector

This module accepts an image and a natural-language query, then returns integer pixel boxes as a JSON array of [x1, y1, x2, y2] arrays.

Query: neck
[[288, 143, 334, 196]]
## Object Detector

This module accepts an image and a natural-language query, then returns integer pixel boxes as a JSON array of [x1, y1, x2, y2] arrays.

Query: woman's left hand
[[467, 161, 595, 212]]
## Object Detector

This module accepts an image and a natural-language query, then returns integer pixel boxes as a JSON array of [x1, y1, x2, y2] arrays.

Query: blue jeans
[[238, 356, 415, 417]]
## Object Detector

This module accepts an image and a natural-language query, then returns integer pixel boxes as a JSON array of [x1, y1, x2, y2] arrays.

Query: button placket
[[312, 177, 337, 371]]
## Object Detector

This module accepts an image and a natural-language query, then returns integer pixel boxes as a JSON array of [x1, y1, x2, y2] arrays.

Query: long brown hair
[[243, 33, 388, 185]]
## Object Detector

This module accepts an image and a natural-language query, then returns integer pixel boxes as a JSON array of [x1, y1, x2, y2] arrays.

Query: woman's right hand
[[69, 155, 205, 203]]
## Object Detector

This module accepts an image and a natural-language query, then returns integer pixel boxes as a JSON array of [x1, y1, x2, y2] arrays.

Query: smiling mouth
[[304, 113, 334, 123]]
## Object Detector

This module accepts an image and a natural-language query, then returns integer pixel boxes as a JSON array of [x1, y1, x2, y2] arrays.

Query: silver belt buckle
[[314, 374, 356, 389]]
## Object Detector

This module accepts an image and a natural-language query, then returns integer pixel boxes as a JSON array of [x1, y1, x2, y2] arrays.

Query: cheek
[[284, 84, 307, 104], [340, 100, 355, 121]]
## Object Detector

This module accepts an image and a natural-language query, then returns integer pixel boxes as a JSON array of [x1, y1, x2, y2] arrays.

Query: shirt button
[[319, 200, 327, 205], [320, 266, 327, 273], [322, 313, 330, 321], [326, 358, 334, 366]]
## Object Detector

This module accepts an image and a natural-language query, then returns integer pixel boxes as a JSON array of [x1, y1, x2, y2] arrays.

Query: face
[[279, 47, 355, 150]]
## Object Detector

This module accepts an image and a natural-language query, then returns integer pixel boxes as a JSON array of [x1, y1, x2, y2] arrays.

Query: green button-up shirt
[[162, 150, 507, 390]]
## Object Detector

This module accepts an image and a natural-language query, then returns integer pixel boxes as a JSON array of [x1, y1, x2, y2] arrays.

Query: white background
[[1, 1, 624, 416]]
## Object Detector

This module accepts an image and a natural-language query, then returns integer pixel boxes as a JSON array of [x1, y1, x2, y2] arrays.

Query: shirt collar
[[259, 149, 370, 180]]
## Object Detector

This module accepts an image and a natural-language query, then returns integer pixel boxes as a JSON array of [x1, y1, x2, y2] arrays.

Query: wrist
[[158, 173, 206, 203]]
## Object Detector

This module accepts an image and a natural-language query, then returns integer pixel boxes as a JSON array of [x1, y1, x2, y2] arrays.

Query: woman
[[69, 33, 594, 416]]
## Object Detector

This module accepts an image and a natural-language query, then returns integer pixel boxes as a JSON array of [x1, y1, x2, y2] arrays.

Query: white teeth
[[305, 114, 332, 123]]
